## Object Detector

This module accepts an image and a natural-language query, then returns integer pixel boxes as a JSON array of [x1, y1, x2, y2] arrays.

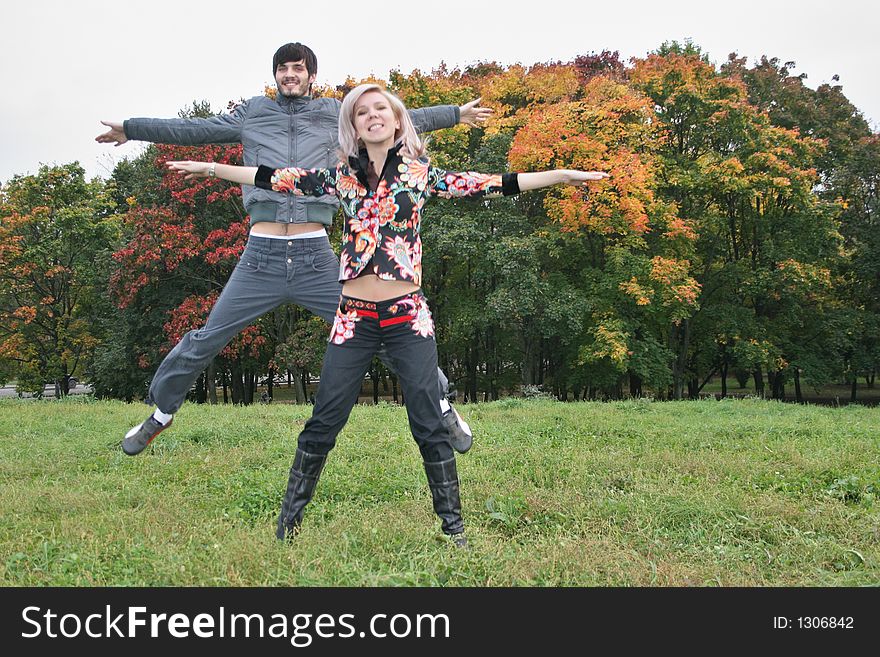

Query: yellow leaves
[[476, 64, 581, 135], [718, 157, 745, 175], [12, 306, 37, 323], [649, 256, 688, 286], [508, 79, 668, 239], [631, 52, 749, 107], [524, 64, 581, 104], [312, 83, 344, 101], [587, 319, 631, 368], [619, 277, 653, 306], [618, 195, 651, 235], [663, 217, 697, 241], [0, 335, 28, 359], [545, 187, 609, 234], [649, 256, 701, 317]]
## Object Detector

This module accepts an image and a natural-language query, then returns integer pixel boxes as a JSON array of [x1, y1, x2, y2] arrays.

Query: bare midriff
[[250, 221, 326, 236], [342, 273, 419, 302]]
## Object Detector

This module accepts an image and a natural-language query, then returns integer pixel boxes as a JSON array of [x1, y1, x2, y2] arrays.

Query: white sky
[[2, 0, 877, 184]]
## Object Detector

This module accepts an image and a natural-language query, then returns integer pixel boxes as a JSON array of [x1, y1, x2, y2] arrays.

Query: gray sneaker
[[122, 415, 172, 455], [451, 533, 469, 549], [442, 405, 473, 454]]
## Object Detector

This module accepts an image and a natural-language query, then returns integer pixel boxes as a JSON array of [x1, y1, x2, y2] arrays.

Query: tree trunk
[[752, 368, 764, 398], [195, 372, 207, 403], [671, 319, 691, 400], [851, 377, 858, 403], [770, 370, 784, 400], [467, 344, 478, 403], [206, 363, 218, 404], [794, 368, 803, 403], [521, 335, 536, 387], [720, 362, 728, 399], [267, 366, 274, 401], [629, 372, 642, 398], [291, 365, 306, 404], [244, 370, 256, 405], [230, 362, 243, 404], [222, 370, 228, 404]]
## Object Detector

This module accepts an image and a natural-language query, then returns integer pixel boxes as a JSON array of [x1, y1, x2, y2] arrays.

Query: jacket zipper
[[288, 102, 294, 223]]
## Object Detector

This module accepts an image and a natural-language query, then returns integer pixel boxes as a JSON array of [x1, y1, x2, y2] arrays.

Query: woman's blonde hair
[[337, 84, 427, 162]]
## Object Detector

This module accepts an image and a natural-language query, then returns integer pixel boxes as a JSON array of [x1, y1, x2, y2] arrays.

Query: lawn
[[1, 396, 878, 586]]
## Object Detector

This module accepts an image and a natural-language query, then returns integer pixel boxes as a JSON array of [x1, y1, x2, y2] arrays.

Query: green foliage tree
[[0, 163, 117, 396]]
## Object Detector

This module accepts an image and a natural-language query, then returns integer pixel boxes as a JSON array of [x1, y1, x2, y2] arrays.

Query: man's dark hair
[[273, 43, 318, 77]]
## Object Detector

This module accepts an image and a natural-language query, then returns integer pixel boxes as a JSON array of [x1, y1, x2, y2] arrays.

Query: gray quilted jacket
[[124, 94, 459, 226]]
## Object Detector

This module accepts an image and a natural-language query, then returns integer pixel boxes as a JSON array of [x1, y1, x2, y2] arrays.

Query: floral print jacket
[[255, 144, 520, 286]]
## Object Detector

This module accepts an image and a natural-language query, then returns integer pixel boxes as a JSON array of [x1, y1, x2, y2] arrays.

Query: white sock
[[152, 409, 173, 425], [453, 407, 472, 436], [439, 399, 473, 437]]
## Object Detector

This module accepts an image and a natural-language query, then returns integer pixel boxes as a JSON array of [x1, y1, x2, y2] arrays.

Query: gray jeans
[[147, 235, 448, 413]]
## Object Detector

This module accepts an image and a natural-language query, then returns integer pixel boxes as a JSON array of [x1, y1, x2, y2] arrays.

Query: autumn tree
[[509, 74, 699, 398], [93, 100, 273, 403], [0, 163, 117, 395], [723, 54, 878, 399], [629, 45, 840, 399]]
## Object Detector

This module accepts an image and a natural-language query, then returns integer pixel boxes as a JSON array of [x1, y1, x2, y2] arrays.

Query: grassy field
[[0, 396, 878, 586]]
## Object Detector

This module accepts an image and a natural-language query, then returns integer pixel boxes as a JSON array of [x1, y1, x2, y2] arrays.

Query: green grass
[[1, 396, 878, 586]]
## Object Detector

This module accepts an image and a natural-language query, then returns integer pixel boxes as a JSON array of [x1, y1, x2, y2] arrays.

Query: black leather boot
[[276, 448, 327, 540], [423, 457, 467, 546]]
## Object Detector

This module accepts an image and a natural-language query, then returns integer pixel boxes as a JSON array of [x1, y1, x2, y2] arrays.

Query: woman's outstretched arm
[[167, 161, 338, 198], [166, 161, 257, 185], [428, 167, 609, 200], [516, 170, 609, 191]]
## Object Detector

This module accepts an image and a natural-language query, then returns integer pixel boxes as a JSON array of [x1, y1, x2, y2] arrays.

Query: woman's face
[[353, 91, 399, 146]]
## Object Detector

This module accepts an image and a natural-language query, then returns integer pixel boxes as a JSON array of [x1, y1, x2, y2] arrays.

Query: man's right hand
[[95, 121, 127, 146]]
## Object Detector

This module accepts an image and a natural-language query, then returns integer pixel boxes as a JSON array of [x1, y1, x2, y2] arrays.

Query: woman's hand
[[166, 160, 213, 180], [559, 170, 610, 186]]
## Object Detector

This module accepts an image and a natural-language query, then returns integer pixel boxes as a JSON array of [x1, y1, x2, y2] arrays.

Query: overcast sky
[[2, 0, 877, 185]]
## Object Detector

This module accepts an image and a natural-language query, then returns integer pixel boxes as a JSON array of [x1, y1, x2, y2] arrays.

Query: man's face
[[275, 59, 316, 97]]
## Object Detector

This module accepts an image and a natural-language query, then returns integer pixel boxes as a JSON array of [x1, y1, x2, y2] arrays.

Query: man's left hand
[[459, 98, 493, 127]]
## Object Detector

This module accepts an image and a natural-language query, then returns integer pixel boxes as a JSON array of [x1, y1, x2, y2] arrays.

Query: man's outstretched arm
[[95, 102, 248, 147], [408, 98, 493, 134]]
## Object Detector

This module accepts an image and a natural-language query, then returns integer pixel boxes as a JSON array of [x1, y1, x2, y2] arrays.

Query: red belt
[[354, 309, 410, 327]]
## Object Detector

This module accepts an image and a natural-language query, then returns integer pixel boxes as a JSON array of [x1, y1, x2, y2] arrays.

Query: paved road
[[0, 384, 93, 399]]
